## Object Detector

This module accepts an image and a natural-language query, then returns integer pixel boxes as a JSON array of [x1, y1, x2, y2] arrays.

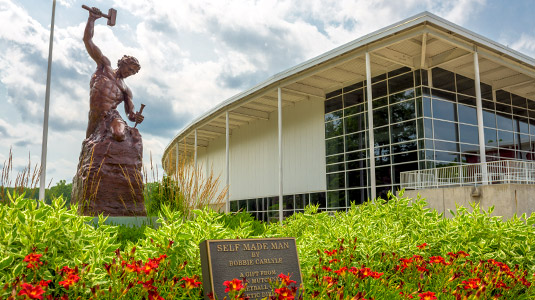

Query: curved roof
[[162, 11, 535, 170]]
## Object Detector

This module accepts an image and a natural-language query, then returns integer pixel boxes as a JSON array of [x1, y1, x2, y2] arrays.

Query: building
[[162, 12, 535, 222]]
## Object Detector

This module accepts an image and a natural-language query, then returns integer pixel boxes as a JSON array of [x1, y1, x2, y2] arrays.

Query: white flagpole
[[39, 0, 56, 201]]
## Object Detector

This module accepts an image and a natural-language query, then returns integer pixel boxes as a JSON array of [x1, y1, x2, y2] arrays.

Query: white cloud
[[510, 33, 535, 58]]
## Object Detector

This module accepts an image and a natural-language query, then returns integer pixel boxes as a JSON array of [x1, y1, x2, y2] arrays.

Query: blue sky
[[0, 0, 534, 186]]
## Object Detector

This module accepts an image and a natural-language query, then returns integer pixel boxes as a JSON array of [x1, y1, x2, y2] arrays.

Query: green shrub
[[0, 194, 119, 293]]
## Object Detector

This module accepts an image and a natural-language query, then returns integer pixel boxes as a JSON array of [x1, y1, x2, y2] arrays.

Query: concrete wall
[[401, 184, 535, 219], [199, 97, 326, 201]]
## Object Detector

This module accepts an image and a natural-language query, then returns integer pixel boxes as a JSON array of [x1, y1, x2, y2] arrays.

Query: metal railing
[[400, 160, 535, 190]]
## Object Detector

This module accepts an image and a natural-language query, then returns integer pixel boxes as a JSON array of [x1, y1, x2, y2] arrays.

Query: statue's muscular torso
[[86, 66, 128, 138]]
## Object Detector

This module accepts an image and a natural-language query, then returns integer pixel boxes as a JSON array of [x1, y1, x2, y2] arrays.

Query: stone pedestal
[[72, 111, 146, 216]]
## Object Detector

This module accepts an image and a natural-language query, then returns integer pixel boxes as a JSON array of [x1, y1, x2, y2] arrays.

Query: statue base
[[72, 111, 146, 216]]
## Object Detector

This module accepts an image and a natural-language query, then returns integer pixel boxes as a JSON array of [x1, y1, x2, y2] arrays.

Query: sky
[[0, 0, 534, 187]]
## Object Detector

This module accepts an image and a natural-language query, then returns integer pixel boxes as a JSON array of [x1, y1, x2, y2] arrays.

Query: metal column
[[225, 111, 230, 213], [39, 0, 56, 201], [278, 87, 283, 225], [365, 52, 377, 201], [474, 49, 488, 184]]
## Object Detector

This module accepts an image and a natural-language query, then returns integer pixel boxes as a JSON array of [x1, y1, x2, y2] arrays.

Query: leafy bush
[[0, 194, 121, 296]]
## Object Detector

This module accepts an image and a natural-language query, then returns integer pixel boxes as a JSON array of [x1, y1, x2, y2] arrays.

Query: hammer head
[[107, 8, 117, 26]]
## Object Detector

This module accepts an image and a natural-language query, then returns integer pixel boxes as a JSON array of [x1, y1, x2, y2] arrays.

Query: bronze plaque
[[199, 238, 302, 300]]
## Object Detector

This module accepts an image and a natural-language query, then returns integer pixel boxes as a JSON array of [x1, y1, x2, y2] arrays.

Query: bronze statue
[[72, 6, 147, 216], [83, 6, 144, 140]]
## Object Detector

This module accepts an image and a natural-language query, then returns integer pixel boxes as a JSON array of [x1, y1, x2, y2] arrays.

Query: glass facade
[[229, 66, 535, 222]]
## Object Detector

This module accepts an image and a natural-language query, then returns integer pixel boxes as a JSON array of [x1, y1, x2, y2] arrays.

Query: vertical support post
[[194, 129, 198, 170], [474, 49, 488, 184], [365, 52, 377, 201], [225, 111, 230, 213], [278, 87, 283, 225], [194, 129, 198, 203], [39, 0, 56, 201], [175, 143, 179, 176]]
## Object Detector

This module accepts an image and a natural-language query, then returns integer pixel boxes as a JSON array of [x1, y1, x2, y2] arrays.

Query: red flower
[[456, 251, 469, 258], [417, 265, 429, 273], [329, 258, 339, 264], [274, 287, 295, 300], [359, 267, 371, 278], [59, 274, 80, 290], [278, 273, 297, 286], [418, 291, 436, 300], [142, 261, 159, 275], [18, 283, 45, 300], [416, 243, 427, 249], [24, 253, 43, 269], [429, 256, 446, 265], [495, 281, 509, 289], [180, 276, 201, 289], [38, 280, 51, 288], [223, 278, 244, 293], [323, 276, 337, 288], [370, 271, 383, 279], [334, 267, 348, 276], [148, 290, 164, 300], [462, 278, 481, 290], [322, 266, 333, 272], [139, 279, 157, 291], [324, 249, 338, 256]]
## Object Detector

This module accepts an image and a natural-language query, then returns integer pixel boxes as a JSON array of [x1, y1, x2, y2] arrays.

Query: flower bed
[[1, 193, 535, 299]]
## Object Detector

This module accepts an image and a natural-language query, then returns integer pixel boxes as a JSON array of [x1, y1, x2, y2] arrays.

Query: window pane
[[325, 96, 343, 113], [373, 96, 388, 108], [347, 169, 368, 188], [393, 162, 418, 184], [309, 192, 326, 208], [326, 137, 344, 155], [459, 124, 479, 144], [390, 100, 416, 123], [433, 99, 457, 121], [435, 140, 459, 152], [345, 132, 366, 152], [248, 198, 258, 211], [435, 151, 460, 165], [295, 194, 307, 209], [392, 151, 418, 163], [345, 103, 365, 116], [373, 107, 389, 127], [344, 89, 365, 108], [458, 104, 478, 125], [433, 120, 458, 142], [327, 190, 346, 208], [498, 130, 514, 148], [347, 188, 367, 205], [496, 114, 513, 131], [326, 163, 345, 173], [325, 119, 343, 138], [424, 118, 433, 139], [376, 166, 392, 185], [483, 110, 496, 128], [511, 94, 526, 108], [495, 90, 511, 105], [484, 128, 497, 146], [372, 81, 388, 98], [432, 89, 456, 102], [391, 120, 417, 143], [283, 195, 294, 209], [390, 89, 415, 104], [374, 127, 390, 146], [346, 158, 367, 170], [346, 150, 367, 161], [375, 155, 391, 166], [432, 68, 455, 92], [326, 154, 344, 164], [326, 89, 342, 99], [456, 74, 475, 96], [389, 72, 414, 94], [392, 141, 417, 152], [345, 114, 366, 134], [327, 172, 345, 190]]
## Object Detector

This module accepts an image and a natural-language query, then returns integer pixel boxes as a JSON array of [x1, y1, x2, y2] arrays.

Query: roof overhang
[[162, 11, 535, 171]]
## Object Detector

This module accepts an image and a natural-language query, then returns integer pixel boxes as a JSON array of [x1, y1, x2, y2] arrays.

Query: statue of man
[[83, 7, 144, 141]]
